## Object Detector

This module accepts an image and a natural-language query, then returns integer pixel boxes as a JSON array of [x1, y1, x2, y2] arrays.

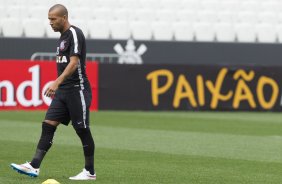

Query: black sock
[[85, 156, 94, 174], [30, 122, 56, 168], [30, 149, 46, 168], [75, 127, 95, 175]]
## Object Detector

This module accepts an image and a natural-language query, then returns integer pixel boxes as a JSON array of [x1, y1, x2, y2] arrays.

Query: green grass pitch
[[1, 111, 282, 184]]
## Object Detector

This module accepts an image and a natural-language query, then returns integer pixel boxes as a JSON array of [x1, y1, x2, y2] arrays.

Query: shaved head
[[48, 4, 70, 33], [49, 4, 68, 17]]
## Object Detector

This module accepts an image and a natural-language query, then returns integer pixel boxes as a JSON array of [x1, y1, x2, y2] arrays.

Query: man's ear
[[63, 15, 67, 21]]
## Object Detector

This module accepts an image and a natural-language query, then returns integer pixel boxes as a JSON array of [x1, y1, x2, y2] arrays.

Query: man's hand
[[44, 56, 79, 97], [44, 81, 59, 97]]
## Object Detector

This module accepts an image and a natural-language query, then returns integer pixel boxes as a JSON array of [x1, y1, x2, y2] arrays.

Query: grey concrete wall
[[1, 38, 282, 65]]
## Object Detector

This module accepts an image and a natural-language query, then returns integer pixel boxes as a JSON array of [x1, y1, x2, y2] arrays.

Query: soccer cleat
[[69, 168, 96, 180], [10, 162, 40, 177]]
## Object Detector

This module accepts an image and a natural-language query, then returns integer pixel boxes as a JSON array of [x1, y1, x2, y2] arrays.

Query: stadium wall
[[0, 60, 281, 111], [1, 38, 282, 65], [99, 64, 282, 111]]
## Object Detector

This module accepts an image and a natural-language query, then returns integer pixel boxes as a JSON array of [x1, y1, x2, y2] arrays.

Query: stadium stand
[[23, 18, 45, 37], [173, 22, 194, 41], [176, 10, 197, 23], [215, 22, 236, 42], [88, 20, 111, 39], [1, 18, 24, 37], [130, 20, 153, 40], [152, 21, 174, 41], [194, 22, 215, 42], [235, 23, 257, 42], [0, 0, 281, 43], [256, 23, 277, 43], [109, 20, 131, 39]]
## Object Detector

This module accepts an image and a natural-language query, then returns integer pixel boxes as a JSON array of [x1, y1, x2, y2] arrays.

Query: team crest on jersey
[[60, 40, 67, 51]]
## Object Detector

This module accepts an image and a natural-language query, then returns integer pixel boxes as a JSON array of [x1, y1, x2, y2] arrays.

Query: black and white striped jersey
[[56, 25, 90, 90]]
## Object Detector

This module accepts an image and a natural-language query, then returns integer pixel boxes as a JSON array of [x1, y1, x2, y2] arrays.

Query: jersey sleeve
[[69, 27, 83, 57]]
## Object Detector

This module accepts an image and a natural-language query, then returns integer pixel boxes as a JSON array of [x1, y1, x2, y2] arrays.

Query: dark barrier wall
[[0, 59, 281, 111], [99, 64, 282, 111], [1, 38, 282, 65]]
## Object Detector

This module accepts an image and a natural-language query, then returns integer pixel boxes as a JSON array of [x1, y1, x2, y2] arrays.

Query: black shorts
[[45, 87, 92, 129]]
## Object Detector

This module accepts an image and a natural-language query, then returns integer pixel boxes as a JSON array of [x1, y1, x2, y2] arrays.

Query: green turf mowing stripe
[[2, 119, 282, 163]]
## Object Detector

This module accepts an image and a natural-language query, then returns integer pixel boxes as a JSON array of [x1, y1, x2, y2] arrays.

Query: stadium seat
[[215, 22, 236, 42], [139, 0, 159, 10], [155, 9, 176, 23], [113, 9, 133, 21], [197, 11, 218, 24], [200, 0, 219, 12], [119, 0, 141, 9], [235, 23, 257, 42], [276, 25, 282, 43], [109, 20, 131, 39], [98, 0, 119, 9], [134, 9, 156, 22], [23, 18, 45, 38], [240, 1, 261, 12], [3, 0, 23, 7], [2, 18, 24, 37], [260, 2, 280, 13], [217, 11, 235, 23], [55, 0, 73, 8], [151, 21, 173, 41], [70, 19, 89, 38], [28, 6, 49, 19], [176, 10, 197, 23], [181, 0, 201, 11], [69, 7, 91, 20], [173, 22, 194, 41], [130, 21, 152, 40], [0, 21, 2, 36], [236, 11, 258, 24], [160, 0, 181, 10], [258, 12, 278, 25], [26, 0, 56, 7], [0, 6, 6, 20], [256, 23, 277, 43], [194, 22, 215, 42], [6, 6, 28, 19], [92, 8, 113, 21], [278, 13, 282, 24], [220, 1, 241, 13], [88, 20, 110, 39]]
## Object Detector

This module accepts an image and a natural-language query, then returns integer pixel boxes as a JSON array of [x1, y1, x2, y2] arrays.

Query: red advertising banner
[[0, 60, 98, 110]]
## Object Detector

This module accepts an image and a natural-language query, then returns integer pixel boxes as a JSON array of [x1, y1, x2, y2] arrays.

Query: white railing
[[30, 52, 119, 63]]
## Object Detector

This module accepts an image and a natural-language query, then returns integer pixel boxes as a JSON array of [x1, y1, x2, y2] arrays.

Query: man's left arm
[[44, 56, 79, 97]]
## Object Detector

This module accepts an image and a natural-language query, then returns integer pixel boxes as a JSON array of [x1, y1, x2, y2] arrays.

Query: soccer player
[[10, 4, 96, 181]]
